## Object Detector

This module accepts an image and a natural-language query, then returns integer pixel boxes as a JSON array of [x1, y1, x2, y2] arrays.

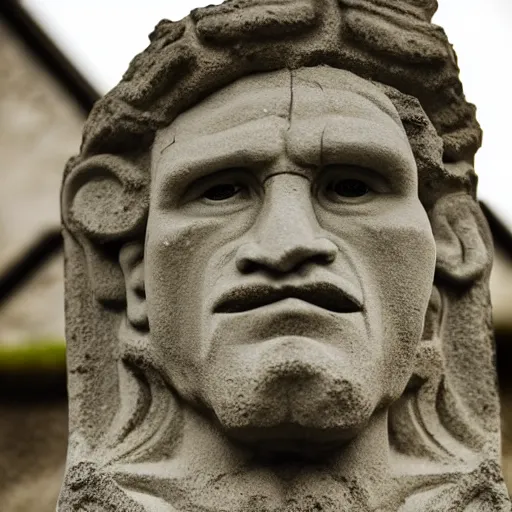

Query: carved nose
[[235, 173, 338, 274], [236, 237, 338, 274]]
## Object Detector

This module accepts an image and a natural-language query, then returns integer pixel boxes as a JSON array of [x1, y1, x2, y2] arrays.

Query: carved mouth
[[213, 283, 363, 314]]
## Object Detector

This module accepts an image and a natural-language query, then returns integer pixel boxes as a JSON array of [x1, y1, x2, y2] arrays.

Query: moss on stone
[[0, 341, 66, 372]]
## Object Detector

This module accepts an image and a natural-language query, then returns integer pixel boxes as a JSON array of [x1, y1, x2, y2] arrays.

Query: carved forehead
[[154, 67, 403, 152], [77, 0, 481, 169]]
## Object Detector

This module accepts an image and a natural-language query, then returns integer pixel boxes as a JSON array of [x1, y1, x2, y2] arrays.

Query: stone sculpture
[[58, 0, 511, 510]]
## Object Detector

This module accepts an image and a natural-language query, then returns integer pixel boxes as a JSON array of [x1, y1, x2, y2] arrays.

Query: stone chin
[[202, 335, 377, 451]]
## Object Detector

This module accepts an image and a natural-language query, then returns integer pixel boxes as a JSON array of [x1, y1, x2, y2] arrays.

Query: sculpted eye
[[318, 164, 388, 206], [202, 183, 243, 201], [178, 168, 259, 215], [328, 179, 370, 198]]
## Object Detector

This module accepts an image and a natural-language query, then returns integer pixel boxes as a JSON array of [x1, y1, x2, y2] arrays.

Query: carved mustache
[[213, 282, 363, 314]]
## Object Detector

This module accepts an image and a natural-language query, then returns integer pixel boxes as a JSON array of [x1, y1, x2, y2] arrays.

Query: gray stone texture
[[59, 0, 511, 510]]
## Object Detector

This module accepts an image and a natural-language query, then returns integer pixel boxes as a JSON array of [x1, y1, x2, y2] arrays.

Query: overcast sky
[[22, 0, 512, 228]]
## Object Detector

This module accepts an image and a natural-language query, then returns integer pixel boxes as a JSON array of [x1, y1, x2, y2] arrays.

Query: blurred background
[[0, 1, 510, 510]]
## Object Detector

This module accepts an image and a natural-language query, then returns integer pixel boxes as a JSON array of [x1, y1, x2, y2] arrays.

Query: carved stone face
[[146, 67, 436, 450]]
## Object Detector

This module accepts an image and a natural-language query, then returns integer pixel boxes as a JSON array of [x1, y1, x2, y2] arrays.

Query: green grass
[[0, 340, 66, 372]]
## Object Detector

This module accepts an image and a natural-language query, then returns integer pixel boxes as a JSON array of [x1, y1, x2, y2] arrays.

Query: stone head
[[142, 66, 439, 449], [59, 1, 509, 510]]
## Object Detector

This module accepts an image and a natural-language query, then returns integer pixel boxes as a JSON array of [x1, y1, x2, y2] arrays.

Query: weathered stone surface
[[59, 1, 511, 510]]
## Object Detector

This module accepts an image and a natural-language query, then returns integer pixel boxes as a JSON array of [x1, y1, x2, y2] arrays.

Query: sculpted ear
[[62, 155, 148, 241], [61, 155, 149, 304], [430, 193, 492, 285], [119, 243, 148, 331]]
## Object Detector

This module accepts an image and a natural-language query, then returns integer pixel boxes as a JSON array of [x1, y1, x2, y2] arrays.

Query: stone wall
[[0, 16, 82, 345]]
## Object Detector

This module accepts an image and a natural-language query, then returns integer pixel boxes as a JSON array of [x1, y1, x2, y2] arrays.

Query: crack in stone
[[159, 135, 176, 155], [287, 68, 294, 131]]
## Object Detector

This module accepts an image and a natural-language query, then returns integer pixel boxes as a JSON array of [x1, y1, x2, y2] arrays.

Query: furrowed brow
[[153, 117, 286, 202]]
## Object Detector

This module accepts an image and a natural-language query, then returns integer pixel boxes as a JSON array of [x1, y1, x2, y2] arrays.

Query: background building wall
[[0, 17, 77, 511]]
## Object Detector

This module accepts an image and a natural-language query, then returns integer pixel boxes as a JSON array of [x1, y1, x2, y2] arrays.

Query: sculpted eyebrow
[[322, 136, 412, 172], [155, 119, 284, 198], [321, 120, 413, 177], [283, 116, 416, 190]]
